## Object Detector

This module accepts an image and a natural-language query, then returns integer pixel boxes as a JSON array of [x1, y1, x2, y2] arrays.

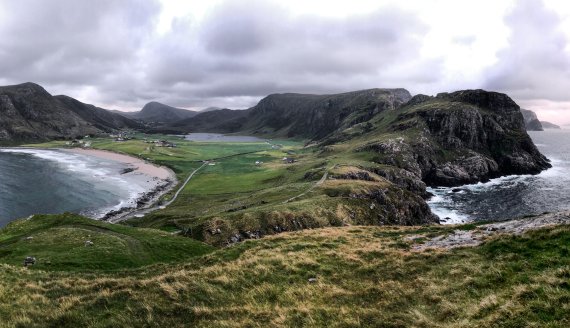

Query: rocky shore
[[64, 148, 178, 223], [100, 178, 176, 223]]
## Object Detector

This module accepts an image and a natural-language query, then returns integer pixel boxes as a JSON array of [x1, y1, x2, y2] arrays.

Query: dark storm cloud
[[0, 0, 440, 109], [199, 1, 278, 56], [484, 0, 570, 102], [0, 0, 159, 93], [144, 1, 440, 108]]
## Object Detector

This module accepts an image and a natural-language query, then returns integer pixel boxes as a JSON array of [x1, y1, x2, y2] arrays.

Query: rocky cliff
[[0, 82, 138, 142], [55, 95, 140, 131], [521, 109, 544, 131], [354, 90, 551, 187], [244, 88, 412, 139]]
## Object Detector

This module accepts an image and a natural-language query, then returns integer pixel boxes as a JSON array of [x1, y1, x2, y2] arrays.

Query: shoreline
[[63, 148, 178, 223], [65, 148, 175, 180]]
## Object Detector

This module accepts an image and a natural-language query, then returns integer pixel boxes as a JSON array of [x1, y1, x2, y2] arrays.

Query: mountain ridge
[[0, 82, 138, 142], [117, 101, 199, 123], [167, 88, 413, 140]]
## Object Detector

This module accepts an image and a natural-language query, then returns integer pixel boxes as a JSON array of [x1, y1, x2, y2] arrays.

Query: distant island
[[520, 108, 561, 130], [541, 120, 561, 129]]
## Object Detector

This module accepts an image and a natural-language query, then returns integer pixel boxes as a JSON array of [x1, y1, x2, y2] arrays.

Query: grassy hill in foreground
[[0, 214, 213, 271], [0, 213, 568, 327]]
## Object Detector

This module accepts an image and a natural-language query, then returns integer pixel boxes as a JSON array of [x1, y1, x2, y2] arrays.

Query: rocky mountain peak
[[1, 82, 52, 98], [437, 89, 520, 113]]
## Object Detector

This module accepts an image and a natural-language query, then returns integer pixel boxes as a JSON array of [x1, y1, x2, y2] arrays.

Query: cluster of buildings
[[110, 132, 133, 142], [143, 139, 177, 148]]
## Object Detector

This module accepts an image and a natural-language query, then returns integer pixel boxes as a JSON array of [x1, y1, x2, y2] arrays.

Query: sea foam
[[0, 148, 150, 218]]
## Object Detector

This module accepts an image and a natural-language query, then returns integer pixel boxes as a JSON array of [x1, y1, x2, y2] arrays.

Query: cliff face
[[0, 83, 137, 142], [244, 88, 412, 139], [54, 95, 140, 131], [360, 90, 551, 187], [521, 109, 544, 131], [168, 88, 412, 139]]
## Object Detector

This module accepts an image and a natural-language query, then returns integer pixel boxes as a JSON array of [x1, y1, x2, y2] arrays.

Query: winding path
[[165, 162, 207, 206], [283, 167, 330, 204], [117, 162, 207, 221]]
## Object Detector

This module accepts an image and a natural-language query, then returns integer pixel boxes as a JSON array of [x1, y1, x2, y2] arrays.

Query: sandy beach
[[63, 148, 178, 222], [66, 148, 175, 180]]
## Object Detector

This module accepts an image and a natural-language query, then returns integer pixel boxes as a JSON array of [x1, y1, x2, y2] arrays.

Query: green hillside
[[0, 215, 568, 327], [0, 213, 213, 271]]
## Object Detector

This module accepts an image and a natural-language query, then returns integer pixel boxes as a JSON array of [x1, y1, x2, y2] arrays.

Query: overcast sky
[[0, 0, 569, 124]]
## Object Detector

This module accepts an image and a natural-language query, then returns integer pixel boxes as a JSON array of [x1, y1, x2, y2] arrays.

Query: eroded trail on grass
[[283, 165, 331, 204], [409, 211, 570, 250]]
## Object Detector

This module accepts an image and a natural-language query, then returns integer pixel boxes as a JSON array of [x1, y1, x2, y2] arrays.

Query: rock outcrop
[[521, 109, 544, 131], [363, 90, 551, 187]]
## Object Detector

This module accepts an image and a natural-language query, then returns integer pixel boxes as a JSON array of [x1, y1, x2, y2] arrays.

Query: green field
[[0, 215, 568, 327]]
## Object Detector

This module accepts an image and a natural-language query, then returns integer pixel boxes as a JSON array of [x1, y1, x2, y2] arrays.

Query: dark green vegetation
[[0, 216, 568, 327]]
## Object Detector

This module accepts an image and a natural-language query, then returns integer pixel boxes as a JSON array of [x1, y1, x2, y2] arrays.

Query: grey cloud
[[0, 0, 442, 110], [143, 1, 440, 108], [199, 1, 281, 56], [484, 0, 570, 102], [0, 0, 159, 87]]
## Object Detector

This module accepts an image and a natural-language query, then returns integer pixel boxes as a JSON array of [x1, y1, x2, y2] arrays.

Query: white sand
[[65, 148, 175, 180]]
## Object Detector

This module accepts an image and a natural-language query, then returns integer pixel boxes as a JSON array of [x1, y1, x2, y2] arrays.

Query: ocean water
[[428, 129, 570, 224], [0, 148, 153, 227]]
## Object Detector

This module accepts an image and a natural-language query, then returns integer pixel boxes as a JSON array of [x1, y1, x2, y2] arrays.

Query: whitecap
[[0, 148, 155, 219]]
